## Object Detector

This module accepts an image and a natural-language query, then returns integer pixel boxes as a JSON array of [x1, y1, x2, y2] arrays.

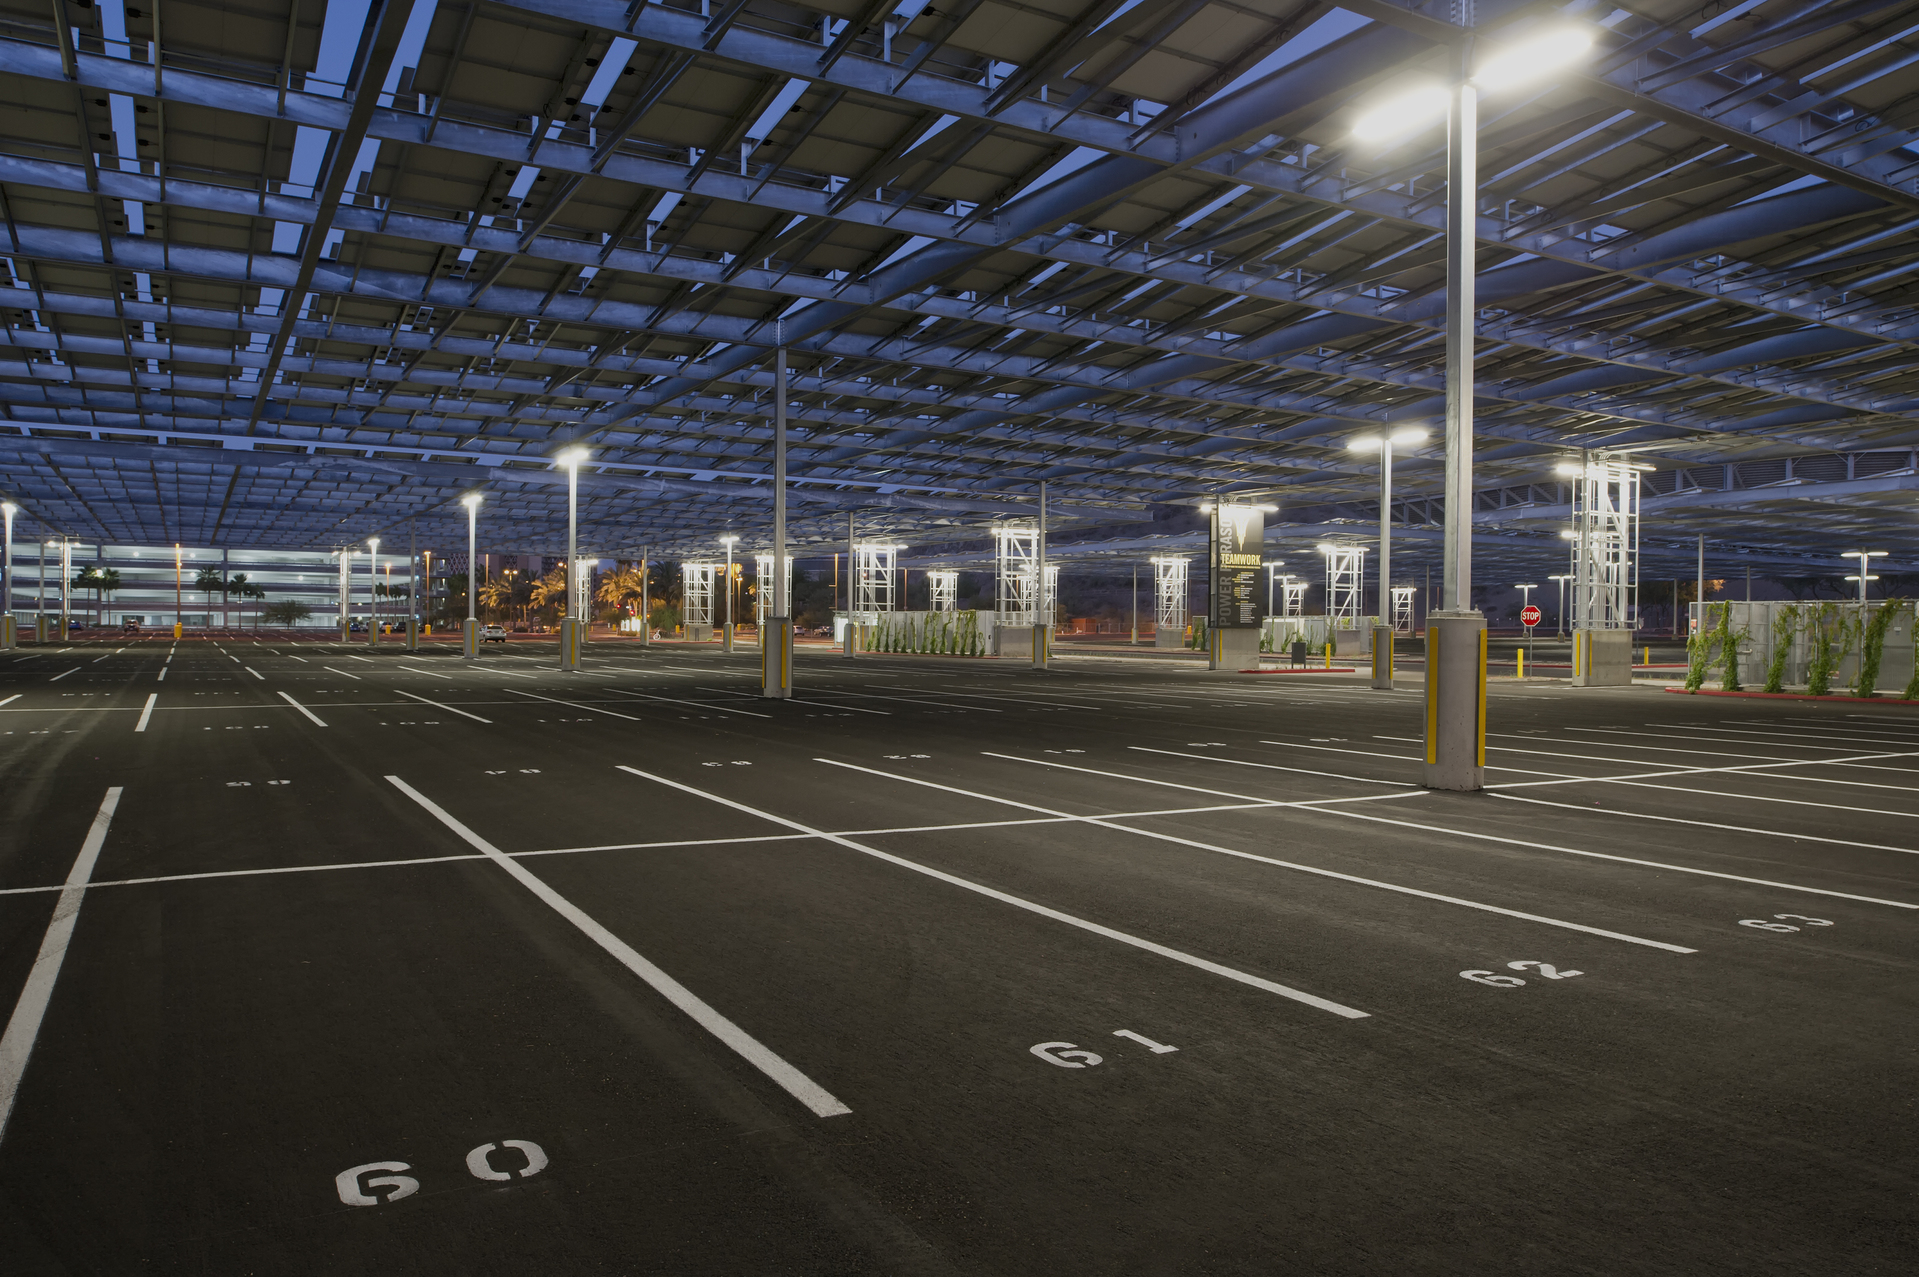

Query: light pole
[[365, 537, 381, 646], [720, 534, 738, 653], [1349, 426, 1426, 689], [462, 493, 482, 660], [0, 501, 14, 650], [1354, 23, 1593, 786], [1548, 574, 1572, 639], [556, 447, 588, 671], [1843, 550, 1887, 607]]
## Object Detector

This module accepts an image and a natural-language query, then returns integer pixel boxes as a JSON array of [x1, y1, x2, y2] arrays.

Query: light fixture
[[555, 446, 589, 468], [367, 537, 380, 551], [1350, 28, 1592, 143], [719, 534, 739, 545], [1560, 530, 1577, 540], [1554, 460, 1582, 476], [1351, 85, 1449, 142], [461, 492, 483, 509], [1474, 28, 1595, 91]]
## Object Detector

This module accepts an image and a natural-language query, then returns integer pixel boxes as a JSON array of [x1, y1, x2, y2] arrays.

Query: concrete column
[[1, 502, 14, 650], [636, 548, 652, 647], [1423, 611, 1485, 792]]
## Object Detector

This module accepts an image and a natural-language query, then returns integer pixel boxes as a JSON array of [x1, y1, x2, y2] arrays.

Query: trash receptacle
[[1289, 639, 1307, 667]]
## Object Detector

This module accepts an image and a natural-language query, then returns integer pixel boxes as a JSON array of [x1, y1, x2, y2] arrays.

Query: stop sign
[[1521, 605, 1542, 628]]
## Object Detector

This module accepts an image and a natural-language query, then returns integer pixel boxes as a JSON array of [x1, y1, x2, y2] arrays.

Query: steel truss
[[1570, 457, 1642, 632], [1323, 548, 1368, 632], [682, 562, 715, 628]]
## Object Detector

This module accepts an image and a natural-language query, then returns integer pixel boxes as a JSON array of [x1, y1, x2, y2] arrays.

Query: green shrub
[[1764, 606, 1797, 693], [1805, 602, 1850, 696], [1684, 610, 1717, 692], [1716, 603, 1745, 692], [1854, 599, 1900, 698]]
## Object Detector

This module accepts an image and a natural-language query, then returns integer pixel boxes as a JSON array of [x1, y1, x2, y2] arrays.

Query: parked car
[[122, 619, 141, 633], [481, 624, 507, 643]]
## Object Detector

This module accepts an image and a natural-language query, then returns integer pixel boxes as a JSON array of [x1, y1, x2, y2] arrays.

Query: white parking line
[[0, 695, 18, 709], [619, 763, 1370, 1019], [244, 667, 265, 681], [49, 668, 78, 682], [397, 663, 452, 680], [348, 655, 375, 663], [322, 667, 362, 680], [506, 688, 642, 720], [0, 788, 122, 1144], [926, 754, 1696, 954], [394, 688, 492, 723], [135, 694, 157, 733], [609, 689, 771, 718], [277, 691, 328, 726], [1325, 802, 1918, 911], [1130, 745, 1416, 788], [1489, 789, 1919, 860], [387, 775, 852, 1118]]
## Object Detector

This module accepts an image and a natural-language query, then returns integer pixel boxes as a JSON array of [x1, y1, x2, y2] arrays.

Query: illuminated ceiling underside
[[1, 0, 1916, 573]]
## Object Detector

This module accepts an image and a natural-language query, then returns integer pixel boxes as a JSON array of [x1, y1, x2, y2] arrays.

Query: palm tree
[[194, 565, 222, 625], [529, 566, 568, 624], [478, 577, 511, 623], [97, 568, 121, 624], [596, 564, 646, 621], [228, 573, 266, 628], [71, 565, 102, 626]]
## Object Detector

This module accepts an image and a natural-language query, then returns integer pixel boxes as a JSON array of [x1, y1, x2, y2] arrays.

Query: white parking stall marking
[[135, 693, 157, 733], [395, 688, 492, 723], [618, 763, 1369, 1020], [49, 668, 78, 682], [0, 788, 123, 1145], [1318, 803, 1916, 911], [385, 775, 851, 1118], [348, 655, 375, 663], [323, 667, 362, 681], [1130, 745, 1415, 788], [923, 754, 1697, 954], [1491, 790, 1919, 856], [244, 667, 265, 680], [277, 691, 328, 726], [609, 689, 772, 718], [397, 663, 453, 679], [506, 689, 642, 720], [0, 694, 18, 709]]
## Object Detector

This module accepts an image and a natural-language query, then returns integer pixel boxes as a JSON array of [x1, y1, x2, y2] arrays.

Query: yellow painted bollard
[[1324, 643, 1332, 669], [1517, 650, 1525, 679], [1643, 645, 1650, 666]]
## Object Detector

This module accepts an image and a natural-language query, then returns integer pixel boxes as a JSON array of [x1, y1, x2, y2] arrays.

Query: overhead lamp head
[[1475, 28, 1594, 92], [461, 492, 483, 510], [1516, 582, 1539, 588], [1389, 426, 1428, 445], [1554, 460, 1582, 476], [1, 501, 15, 516], [719, 534, 739, 546], [1351, 85, 1449, 142], [1560, 530, 1577, 540], [555, 446, 590, 468], [1348, 435, 1381, 453], [367, 537, 380, 550]]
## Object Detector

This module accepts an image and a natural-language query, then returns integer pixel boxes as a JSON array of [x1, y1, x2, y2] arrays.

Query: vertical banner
[[1211, 506, 1264, 629]]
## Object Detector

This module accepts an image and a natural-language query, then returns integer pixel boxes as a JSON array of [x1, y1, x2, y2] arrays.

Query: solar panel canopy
[[1, 0, 1916, 577]]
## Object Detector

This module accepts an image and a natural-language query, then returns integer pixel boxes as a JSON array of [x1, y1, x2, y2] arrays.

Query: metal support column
[[764, 338, 793, 697], [1031, 481, 1048, 669], [1373, 442, 1394, 690], [1426, 52, 1485, 792], [842, 511, 856, 658], [0, 501, 14, 650]]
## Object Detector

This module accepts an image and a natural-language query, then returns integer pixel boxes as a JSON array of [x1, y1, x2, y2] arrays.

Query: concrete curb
[[1663, 686, 1919, 707]]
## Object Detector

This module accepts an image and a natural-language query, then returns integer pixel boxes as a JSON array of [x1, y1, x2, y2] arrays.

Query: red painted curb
[[1238, 667, 1360, 674], [1663, 686, 1919, 706]]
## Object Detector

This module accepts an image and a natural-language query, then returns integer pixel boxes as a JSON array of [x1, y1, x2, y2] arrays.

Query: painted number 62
[[1740, 914, 1833, 932]]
